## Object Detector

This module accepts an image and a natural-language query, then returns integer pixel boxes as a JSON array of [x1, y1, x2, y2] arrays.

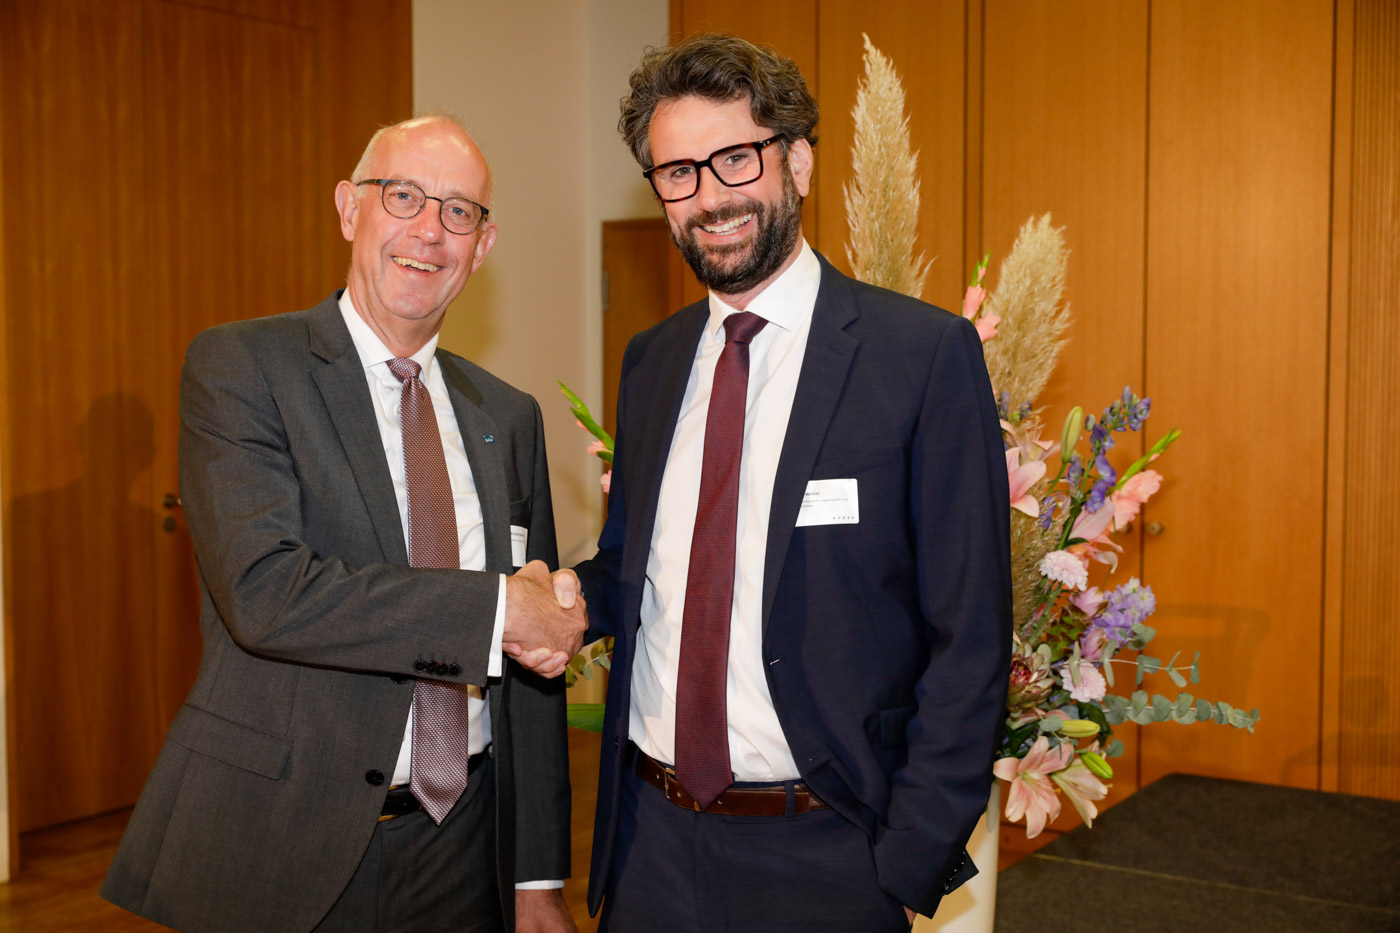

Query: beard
[[670, 159, 803, 297]]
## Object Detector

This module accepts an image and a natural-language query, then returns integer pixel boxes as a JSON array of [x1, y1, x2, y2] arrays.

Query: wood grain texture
[[815, 0, 966, 312], [1338, 0, 1400, 800], [1321, 0, 1355, 796], [1, 0, 411, 835], [1141, 0, 1334, 789]]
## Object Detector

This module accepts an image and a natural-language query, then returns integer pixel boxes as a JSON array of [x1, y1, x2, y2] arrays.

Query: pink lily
[[600, 470, 612, 494], [1006, 448, 1048, 517], [961, 285, 1000, 343], [1051, 754, 1110, 827], [1112, 470, 1163, 530], [994, 736, 1073, 838]]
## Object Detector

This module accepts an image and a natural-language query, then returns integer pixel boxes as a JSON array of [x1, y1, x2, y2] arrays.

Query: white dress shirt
[[337, 293, 505, 783], [630, 241, 820, 781]]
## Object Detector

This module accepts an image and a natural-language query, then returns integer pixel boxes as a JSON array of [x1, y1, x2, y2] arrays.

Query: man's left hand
[[515, 888, 576, 932]]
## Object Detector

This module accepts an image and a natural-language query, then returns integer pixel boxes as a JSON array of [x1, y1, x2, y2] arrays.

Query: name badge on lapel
[[795, 478, 859, 527], [510, 525, 528, 567]]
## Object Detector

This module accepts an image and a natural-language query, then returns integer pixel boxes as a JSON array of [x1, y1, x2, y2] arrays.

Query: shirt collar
[[705, 240, 820, 340], [337, 290, 440, 377]]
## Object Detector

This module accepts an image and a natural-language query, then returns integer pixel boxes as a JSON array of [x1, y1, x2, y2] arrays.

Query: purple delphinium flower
[[1085, 478, 1111, 513], [1095, 453, 1118, 487], [1066, 453, 1083, 485], [1088, 578, 1156, 647]]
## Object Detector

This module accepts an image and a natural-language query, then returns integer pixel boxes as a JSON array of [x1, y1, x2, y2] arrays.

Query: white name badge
[[510, 525, 529, 566], [795, 478, 860, 527]]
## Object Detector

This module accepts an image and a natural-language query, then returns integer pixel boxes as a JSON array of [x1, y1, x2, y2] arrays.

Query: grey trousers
[[314, 757, 503, 933]]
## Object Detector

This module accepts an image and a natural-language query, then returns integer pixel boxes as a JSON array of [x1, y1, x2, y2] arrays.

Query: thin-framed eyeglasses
[[355, 179, 490, 235], [643, 135, 784, 203]]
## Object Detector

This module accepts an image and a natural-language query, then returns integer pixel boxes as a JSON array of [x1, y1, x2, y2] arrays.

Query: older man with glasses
[[555, 34, 1012, 932], [102, 115, 581, 933]]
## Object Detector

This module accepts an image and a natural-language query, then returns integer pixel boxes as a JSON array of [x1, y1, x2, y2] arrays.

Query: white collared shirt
[[630, 241, 820, 780], [337, 292, 505, 782]]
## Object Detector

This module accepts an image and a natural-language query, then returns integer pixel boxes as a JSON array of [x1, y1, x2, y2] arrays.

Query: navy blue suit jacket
[[576, 255, 1011, 917]]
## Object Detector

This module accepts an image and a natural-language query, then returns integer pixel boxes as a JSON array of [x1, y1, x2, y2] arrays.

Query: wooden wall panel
[[2, 0, 159, 833], [1, 0, 411, 834], [981, 0, 1150, 816], [1338, 0, 1400, 799], [1141, 0, 1333, 788], [815, 0, 967, 313]]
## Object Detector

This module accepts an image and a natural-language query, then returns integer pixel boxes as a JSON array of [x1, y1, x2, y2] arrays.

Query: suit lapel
[[761, 259, 860, 633], [439, 353, 511, 575], [621, 303, 709, 638], [307, 297, 409, 565]]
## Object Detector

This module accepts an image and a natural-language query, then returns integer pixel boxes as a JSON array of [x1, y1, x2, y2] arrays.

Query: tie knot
[[388, 358, 422, 384], [723, 311, 767, 346]]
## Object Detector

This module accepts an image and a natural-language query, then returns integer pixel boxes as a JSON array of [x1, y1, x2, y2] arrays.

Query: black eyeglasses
[[355, 179, 490, 235], [643, 135, 784, 203]]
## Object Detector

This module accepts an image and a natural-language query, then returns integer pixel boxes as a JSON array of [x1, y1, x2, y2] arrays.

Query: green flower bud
[[1057, 718, 1101, 738], [1082, 751, 1115, 779], [1060, 407, 1084, 461]]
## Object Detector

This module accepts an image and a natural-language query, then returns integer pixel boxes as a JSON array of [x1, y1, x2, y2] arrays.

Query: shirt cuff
[[488, 573, 505, 678], [514, 880, 564, 890]]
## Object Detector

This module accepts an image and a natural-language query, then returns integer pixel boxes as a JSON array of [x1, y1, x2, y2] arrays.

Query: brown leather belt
[[633, 749, 827, 816]]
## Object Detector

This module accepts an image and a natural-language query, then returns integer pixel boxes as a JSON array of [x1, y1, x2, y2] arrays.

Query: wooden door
[[1, 0, 410, 836], [602, 219, 673, 437], [1140, 0, 1334, 788]]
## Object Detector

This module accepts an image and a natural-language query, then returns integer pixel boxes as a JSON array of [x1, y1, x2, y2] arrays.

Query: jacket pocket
[[166, 704, 291, 780], [878, 704, 916, 748]]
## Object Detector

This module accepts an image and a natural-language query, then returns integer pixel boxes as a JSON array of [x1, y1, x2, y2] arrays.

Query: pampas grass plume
[[844, 34, 932, 299]]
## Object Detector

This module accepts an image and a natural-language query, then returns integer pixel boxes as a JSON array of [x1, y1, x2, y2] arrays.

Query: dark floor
[[995, 773, 1400, 932]]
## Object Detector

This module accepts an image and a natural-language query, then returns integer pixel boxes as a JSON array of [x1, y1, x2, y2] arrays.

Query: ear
[[469, 222, 498, 274], [786, 138, 814, 198], [334, 180, 359, 242]]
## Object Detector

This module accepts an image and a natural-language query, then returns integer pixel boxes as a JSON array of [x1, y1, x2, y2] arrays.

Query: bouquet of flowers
[[846, 39, 1259, 838]]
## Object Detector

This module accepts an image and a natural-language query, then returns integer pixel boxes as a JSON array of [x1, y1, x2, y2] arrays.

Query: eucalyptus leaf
[[1101, 646, 1116, 687], [1151, 694, 1172, 721], [1104, 739, 1125, 757], [1168, 668, 1187, 688], [1173, 693, 1193, 717]]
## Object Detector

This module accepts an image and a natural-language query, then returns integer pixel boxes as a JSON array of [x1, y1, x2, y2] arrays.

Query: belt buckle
[[660, 764, 701, 812]]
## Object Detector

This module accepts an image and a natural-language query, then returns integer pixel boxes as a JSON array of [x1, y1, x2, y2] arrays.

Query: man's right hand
[[502, 560, 587, 678]]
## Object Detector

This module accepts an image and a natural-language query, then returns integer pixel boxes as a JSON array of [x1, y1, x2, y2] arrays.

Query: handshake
[[502, 560, 587, 678]]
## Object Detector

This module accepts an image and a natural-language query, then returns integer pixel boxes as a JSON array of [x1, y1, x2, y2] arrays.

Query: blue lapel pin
[[482, 434, 495, 444]]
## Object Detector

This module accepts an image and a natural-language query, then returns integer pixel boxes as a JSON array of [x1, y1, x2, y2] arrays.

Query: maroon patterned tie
[[389, 357, 472, 825], [674, 311, 768, 809]]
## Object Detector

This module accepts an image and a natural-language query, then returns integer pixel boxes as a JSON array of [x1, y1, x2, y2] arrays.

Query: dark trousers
[[599, 757, 910, 933], [314, 756, 503, 933]]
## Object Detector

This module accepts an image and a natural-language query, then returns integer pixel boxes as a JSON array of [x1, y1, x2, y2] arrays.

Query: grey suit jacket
[[102, 293, 569, 932]]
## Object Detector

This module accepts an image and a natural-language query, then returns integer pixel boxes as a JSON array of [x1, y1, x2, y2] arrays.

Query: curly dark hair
[[619, 33, 819, 168]]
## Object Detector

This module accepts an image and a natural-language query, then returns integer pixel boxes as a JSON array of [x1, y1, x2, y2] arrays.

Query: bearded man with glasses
[[554, 33, 1012, 932], [102, 115, 581, 933]]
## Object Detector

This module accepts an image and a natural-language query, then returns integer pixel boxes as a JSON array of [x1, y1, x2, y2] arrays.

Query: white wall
[[414, 0, 667, 563]]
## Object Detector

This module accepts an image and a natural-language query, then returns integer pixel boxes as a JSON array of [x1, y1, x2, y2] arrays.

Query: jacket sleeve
[[178, 324, 501, 683], [872, 316, 1012, 914], [508, 397, 572, 882]]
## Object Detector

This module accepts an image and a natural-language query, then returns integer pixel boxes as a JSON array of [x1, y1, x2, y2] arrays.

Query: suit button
[[434, 662, 447, 676], [365, 770, 385, 786], [390, 675, 408, 684], [448, 664, 461, 677], [413, 660, 426, 673]]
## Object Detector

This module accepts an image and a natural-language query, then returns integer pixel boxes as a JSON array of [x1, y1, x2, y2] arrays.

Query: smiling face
[[334, 118, 497, 355], [648, 95, 813, 309]]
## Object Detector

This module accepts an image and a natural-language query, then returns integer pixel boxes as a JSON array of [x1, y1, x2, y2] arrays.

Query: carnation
[[1038, 550, 1088, 590]]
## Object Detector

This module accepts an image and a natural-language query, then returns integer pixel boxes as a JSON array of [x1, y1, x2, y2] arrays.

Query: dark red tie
[[674, 311, 768, 809], [389, 357, 472, 825]]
